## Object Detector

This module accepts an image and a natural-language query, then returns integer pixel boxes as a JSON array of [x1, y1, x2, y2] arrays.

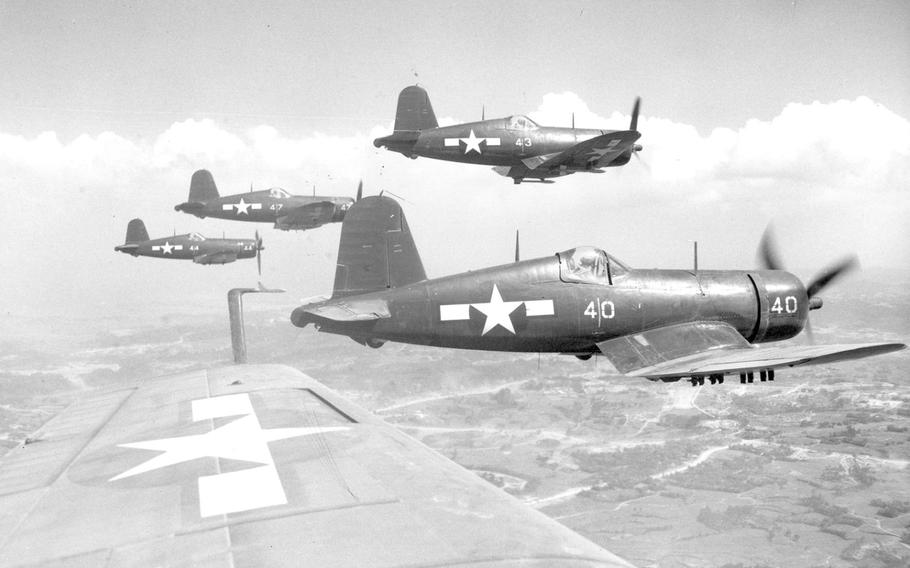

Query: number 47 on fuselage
[[373, 85, 643, 184]]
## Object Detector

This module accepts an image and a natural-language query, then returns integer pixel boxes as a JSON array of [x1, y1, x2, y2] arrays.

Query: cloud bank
[[1, 95, 907, 319]]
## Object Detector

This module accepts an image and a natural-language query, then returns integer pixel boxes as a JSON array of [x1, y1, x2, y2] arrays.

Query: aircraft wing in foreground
[[0, 363, 634, 567]]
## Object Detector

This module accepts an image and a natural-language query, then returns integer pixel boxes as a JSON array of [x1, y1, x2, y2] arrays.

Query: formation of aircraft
[[114, 218, 263, 271], [175, 169, 361, 231], [292, 196, 905, 386], [57, 81, 902, 567], [374, 85, 643, 184]]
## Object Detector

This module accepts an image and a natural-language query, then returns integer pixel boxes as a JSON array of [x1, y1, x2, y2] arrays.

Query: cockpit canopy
[[506, 115, 538, 131], [557, 246, 629, 285], [187, 232, 206, 242], [269, 187, 291, 199]]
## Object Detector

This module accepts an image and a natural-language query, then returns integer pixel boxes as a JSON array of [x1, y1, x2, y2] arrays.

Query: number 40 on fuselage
[[292, 196, 904, 386]]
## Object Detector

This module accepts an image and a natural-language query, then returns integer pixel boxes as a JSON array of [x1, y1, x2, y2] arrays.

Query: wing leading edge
[[276, 201, 337, 230], [528, 130, 640, 172], [0, 364, 633, 568], [595, 321, 905, 380]]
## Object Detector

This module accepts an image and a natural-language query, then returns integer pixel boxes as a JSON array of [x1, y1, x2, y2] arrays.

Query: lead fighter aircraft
[[293, 196, 905, 385], [373, 85, 642, 184]]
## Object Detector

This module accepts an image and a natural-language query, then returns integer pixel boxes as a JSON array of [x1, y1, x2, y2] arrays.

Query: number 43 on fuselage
[[373, 85, 643, 184]]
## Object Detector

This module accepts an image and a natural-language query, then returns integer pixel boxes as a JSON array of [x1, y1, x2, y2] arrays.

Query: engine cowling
[[746, 271, 808, 343]]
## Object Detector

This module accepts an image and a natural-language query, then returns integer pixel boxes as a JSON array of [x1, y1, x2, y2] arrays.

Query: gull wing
[[0, 364, 634, 567], [276, 201, 336, 230], [525, 130, 640, 171], [595, 321, 905, 380], [193, 251, 239, 265]]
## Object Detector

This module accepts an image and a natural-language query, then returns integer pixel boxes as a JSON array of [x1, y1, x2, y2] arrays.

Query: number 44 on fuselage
[[292, 196, 905, 386], [373, 85, 643, 184]]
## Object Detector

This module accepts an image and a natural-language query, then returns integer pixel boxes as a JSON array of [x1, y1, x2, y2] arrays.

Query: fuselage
[[377, 117, 632, 170], [293, 249, 808, 354]]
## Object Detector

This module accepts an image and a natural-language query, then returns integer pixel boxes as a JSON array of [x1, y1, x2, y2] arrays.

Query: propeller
[[355, 179, 363, 201], [627, 97, 649, 173], [757, 226, 858, 343], [255, 230, 264, 277]]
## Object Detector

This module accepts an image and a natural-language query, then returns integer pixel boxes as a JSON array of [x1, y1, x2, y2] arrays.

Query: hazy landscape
[[1, 268, 908, 568]]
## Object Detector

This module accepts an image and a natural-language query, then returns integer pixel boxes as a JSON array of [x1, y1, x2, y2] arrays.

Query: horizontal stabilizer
[[114, 243, 139, 253], [596, 321, 906, 379], [296, 297, 391, 323]]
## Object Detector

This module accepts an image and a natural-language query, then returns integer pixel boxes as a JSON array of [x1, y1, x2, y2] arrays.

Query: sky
[[0, 0, 908, 321]]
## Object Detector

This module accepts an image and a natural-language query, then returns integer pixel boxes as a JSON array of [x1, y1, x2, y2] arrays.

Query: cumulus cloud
[[1, 95, 907, 318]]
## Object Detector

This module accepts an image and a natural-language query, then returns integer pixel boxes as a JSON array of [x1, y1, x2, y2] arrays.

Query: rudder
[[332, 196, 426, 298], [124, 218, 149, 243], [393, 85, 438, 132], [189, 169, 220, 203]]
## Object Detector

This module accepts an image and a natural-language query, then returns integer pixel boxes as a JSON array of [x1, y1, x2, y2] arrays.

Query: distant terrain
[[2, 269, 908, 568]]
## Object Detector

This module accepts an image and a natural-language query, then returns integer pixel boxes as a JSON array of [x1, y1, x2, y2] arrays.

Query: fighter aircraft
[[0, 292, 635, 567], [114, 218, 263, 271], [373, 85, 643, 184], [174, 169, 361, 230], [292, 196, 905, 386]]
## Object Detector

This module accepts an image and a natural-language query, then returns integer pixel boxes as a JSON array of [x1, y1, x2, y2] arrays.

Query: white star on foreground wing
[[461, 129, 483, 154], [472, 284, 522, 335], [110, 413, 346, 481]]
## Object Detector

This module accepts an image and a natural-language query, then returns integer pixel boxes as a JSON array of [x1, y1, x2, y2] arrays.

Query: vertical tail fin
[[332, 196, 426, 298], [393, 85, 438, 132], [189, 169, 220, 203], [124, 218, 150, 243]]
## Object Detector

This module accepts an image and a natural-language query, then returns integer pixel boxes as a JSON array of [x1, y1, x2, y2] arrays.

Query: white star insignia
[[461, 129, 484, 154], [160, 241, 175, 254], [233, 198, 252, 215], [111, 414, 342, 481], [108, 393, 350, 517], [472, 284, 522, 335]]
